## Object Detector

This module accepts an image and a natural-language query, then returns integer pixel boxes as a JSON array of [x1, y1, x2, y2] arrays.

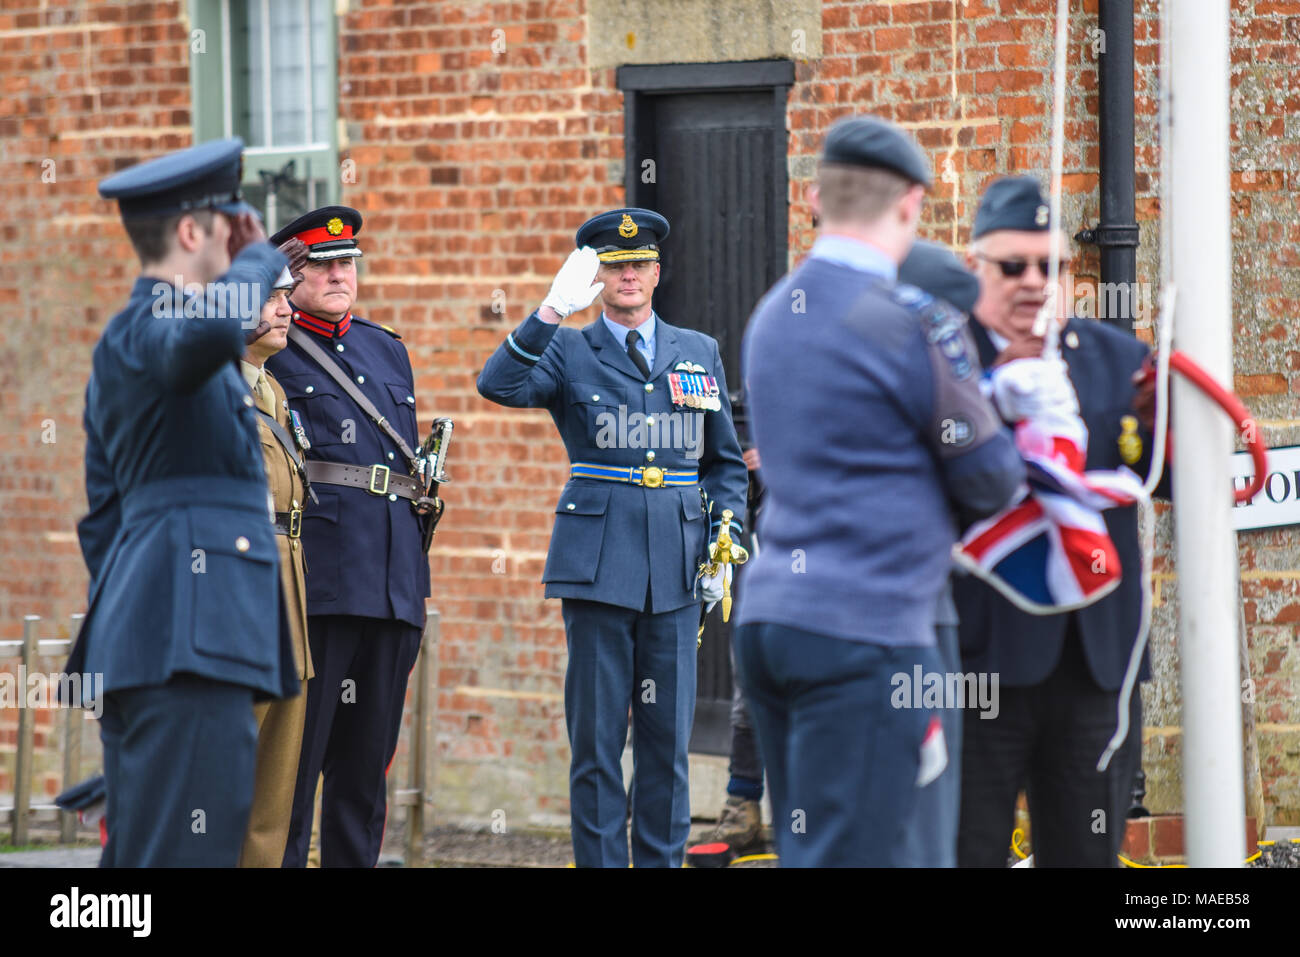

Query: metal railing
[[0, 614, 88, 846], [1, 607, 439, 863], [394, 604, 439, 867]]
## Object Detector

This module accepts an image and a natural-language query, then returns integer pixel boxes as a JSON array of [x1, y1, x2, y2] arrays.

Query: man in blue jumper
[[735, 116, 1065, 866]]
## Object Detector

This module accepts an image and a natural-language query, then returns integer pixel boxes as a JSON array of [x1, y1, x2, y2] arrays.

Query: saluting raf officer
[[477, 209, 748, 868], [237, 257, 317, 867], [264, 206, 433, 868], [71, 139, 298, 866]]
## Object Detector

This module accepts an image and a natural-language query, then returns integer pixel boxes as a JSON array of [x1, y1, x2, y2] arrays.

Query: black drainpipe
[[1076, 0, 1140, 332]]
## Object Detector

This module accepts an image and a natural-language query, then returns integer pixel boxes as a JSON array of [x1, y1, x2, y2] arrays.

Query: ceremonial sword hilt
[[705, 508, 749, 623]]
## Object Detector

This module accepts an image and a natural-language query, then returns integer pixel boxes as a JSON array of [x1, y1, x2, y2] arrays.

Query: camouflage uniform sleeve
[[915, 302, 1025, 522]]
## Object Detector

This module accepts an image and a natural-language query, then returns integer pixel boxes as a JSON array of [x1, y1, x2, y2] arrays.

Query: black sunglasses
[[976, 253, 1071, 279]]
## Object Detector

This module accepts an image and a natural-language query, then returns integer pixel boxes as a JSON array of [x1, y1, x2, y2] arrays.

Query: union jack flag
[[953, 414, 1146, 615]]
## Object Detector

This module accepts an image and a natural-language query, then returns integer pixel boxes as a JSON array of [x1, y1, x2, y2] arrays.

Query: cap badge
[[326, 216, 345, 236], [618, 214, 638, 239], [1035, 205, 1049, 227]]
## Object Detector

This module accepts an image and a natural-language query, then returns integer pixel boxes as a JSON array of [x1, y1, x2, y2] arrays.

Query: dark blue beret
[[820, 115, 932, 188], [575, 208, 669, 263], [98, 138, 255, 220], [271, 205, 364, 260], [899, 239, 980, 315], [973, 176, 1052, 238]]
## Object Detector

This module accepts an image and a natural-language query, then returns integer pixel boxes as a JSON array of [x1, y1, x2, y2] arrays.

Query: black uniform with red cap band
[[265, 203, 431, 868]]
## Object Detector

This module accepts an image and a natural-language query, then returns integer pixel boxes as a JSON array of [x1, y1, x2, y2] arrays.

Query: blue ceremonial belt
[[570, 462, 698, 488]]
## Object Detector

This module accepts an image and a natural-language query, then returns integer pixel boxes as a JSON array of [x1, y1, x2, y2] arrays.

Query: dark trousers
[[99, 675, 257, 867], [957, 627, 1127, 867], [561, 598, 699, 868], [900, 623, 963, 867], [735, 622, 942, 867], [282, 615, 421, 868], [726, 637, 764, 800]]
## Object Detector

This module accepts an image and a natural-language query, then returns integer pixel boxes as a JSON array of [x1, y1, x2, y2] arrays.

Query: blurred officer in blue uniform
[[955, 176, 1169, 867], [70, 138, 297, 867], [477, 208, 748, 868], [895, 239, 986, 867], [265, 206, 432, 868], [735, 117, 1037, 867]]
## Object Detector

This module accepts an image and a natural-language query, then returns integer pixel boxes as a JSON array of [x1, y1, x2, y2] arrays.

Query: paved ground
[[5, 823, 1292, 867], [0, 846, 101, 867]]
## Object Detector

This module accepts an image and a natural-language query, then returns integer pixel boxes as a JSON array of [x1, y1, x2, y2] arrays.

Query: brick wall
[[2, 0, 1298, 830]]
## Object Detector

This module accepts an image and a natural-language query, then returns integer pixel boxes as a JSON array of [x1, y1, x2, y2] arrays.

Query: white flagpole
[[1033, 0, 1070, 353], [1168, 0, 1245, 866]]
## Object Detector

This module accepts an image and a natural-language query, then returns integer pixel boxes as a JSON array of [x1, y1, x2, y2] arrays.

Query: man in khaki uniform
[[238, 247, 316, 867]]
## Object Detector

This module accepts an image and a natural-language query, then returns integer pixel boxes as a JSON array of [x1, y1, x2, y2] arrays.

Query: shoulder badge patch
[[921, 304, 973, 381]]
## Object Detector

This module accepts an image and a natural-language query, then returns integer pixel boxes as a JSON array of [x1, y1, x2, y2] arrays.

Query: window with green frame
[[189, 0, 339, 234]]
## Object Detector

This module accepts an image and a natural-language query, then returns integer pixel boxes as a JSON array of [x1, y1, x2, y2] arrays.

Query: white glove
[[991, 357, 1079, 424], [699, 562, 733, 607], [541, 246, 604, 318]]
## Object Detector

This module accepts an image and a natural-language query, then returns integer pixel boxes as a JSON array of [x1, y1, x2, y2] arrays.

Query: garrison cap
[[575, 208, 669, 264], [973, 176, 1052, 238], [271, 205, 364, 261], [98, 138, 256, 221], [899, 239, 980, 315], [820, 115, 932, 188]]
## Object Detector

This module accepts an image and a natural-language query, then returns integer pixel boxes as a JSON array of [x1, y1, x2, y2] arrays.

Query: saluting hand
[[227, 210, 267, 261], [539, 246, 604, 323], [277, 237, 310, 285]]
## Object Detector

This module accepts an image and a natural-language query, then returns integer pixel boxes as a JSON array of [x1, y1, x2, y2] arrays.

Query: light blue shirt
[[807, 235, 897, 280], [602, 310, 657, 369]]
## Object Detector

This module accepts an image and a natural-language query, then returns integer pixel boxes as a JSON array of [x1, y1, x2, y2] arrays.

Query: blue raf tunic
[[70, 243, 298, 701], [477, 311, 748, 612]]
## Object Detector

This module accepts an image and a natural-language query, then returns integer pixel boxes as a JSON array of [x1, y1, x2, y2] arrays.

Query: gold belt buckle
[[288, 508, 302, 539], [640, 466, 664, 488], [368, 464, 391, 495]]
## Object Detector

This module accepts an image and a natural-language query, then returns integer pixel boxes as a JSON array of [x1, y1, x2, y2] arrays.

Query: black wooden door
[[621, 63, 790, 755]]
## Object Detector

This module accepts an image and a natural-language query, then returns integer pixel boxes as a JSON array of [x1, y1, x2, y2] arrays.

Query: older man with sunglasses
[[955, 176, 1168, 867]]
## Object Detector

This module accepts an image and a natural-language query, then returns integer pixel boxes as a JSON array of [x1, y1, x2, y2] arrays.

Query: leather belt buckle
[[288, 507, 302, 539], [640, 466, 664, 488], [369, 464, 391, 495]]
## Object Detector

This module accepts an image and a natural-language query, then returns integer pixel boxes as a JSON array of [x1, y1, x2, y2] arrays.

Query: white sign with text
[[1231, 444, 1300, 531]]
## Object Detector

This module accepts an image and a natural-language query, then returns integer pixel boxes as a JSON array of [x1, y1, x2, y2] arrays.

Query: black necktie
[[625, 329, 651, 379]]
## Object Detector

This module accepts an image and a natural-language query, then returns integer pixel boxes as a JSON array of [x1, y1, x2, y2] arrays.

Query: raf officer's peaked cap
[[820, 115, 933, 188], [899, 239, 981, 316], [575, 208, 669, 263], [973, 176, 1052, 239], [271, 205, 364, 260], [98, 138, 256, 220]]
